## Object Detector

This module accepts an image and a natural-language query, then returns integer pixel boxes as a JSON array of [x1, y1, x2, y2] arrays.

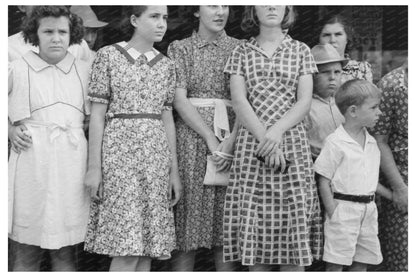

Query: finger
[[257, 141, 270, 156], [255, 140, 266, 155], [170, 193, 180, 207], [260, 142, 276, 157], [279, 154, 286, 174], [97, 183, 104, 199], [217, 161, 230, 172]]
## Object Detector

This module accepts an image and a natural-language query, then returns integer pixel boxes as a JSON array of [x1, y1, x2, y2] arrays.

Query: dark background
[[8, 5, 408, 272]]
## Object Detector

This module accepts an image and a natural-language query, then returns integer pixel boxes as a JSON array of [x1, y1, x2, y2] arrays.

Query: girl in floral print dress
[[167, 6, 242, 271], [83, 6, 182, 271], [223, 6, 323, 271]]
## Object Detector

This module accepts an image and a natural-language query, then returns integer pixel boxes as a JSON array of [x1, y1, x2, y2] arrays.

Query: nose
[[51, 31, 60, 42], [216, 6, 226, 15], [329, 34, 337, 43], [329, 71, 336, 80], [157, 17, 166, 29], [376, 107, 382, 116]]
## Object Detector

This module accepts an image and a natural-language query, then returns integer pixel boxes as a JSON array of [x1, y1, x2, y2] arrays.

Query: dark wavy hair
[[120, 6, 148, 40], [315, 13, 354, 55], [241, 6, 296, 36], [21, 6, 84, 47]]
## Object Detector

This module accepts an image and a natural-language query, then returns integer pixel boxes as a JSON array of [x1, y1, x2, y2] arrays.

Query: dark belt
[[107, 113, 161, 120], [333, 192, 375, 204]]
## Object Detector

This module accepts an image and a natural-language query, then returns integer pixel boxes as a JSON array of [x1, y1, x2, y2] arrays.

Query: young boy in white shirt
[[314, 79, 392, 271]]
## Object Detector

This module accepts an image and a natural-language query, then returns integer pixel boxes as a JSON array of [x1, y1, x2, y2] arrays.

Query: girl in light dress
[[8, 6, 90, 271]]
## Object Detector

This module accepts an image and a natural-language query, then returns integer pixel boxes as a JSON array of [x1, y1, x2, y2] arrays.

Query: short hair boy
[[305, 44, 348, 158], [314, 79, 392, 271]]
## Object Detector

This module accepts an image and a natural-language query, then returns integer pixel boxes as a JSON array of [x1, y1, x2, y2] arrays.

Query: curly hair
[[241, 6, 296, 36], [315, 13, 354, 55], [120, 6, 148, 40], [21, 6, 84, 47]]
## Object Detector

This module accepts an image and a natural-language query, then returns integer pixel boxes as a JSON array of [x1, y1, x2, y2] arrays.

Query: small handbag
[[203, 151, 233, 186]]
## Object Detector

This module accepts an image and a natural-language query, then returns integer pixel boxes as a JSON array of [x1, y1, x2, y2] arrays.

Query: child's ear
[[347, 105, 357, 118]]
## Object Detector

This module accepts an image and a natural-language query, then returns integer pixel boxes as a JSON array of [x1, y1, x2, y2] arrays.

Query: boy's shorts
[[323, 199, 383, 266]]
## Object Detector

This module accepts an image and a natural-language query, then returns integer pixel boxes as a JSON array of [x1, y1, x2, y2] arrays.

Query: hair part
[[315, 13, 354, 54], [22, 6, 84, 47], [120, 6, 148, 40], [335, 79, 381, 115], [241, 6, 296, 36]]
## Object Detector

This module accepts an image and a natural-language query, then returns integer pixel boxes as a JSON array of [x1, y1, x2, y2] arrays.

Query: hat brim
[[316, 58, 350, 68], [83, 20, 108, 28]]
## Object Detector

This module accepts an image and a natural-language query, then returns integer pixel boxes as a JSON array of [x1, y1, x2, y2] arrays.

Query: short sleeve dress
[[83, 42, 176, 258], [223, 35, 323, 266], [167, 31, 242, 251], [8, 51, 90, 249], [370, 66, 408, 271], [341, 56, 373, 84]]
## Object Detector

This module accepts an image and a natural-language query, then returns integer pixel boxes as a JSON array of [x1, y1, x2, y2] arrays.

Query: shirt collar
[[312, 94, 332, 104], [192, 30, 228, 49], [22, 50, 75, 74], [246, 34, 292, 57], [336, 124, 377, 146], [117, 41, 159, 62]]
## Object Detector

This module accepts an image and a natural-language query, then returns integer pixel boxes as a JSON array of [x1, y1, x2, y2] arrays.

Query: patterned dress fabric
[[371, 66, 408, 271], [8, 52, 90, 249], [341, 55, 373, 84], [167, 31, 242, 252], [223, 35, 323, 266], [84, 42, 176, 258]]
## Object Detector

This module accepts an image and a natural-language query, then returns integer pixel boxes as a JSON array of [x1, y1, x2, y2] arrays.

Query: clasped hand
[[256, 128, 287, 173]]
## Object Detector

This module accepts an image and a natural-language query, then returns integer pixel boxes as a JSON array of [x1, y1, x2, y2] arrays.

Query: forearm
[[269, 74, 312, 135], [230, 76, 265, 141], [376, 183, 393, 200], [174, 91, 216, 142], [87, 104, 106, 170], [269, 95, 311, 135], [318, 175, 337, 213], [162, 110, 179, 172], [376, 137, 406, 190]]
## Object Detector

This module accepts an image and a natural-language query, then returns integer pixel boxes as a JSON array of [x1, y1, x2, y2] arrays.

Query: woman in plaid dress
[[223, 6, 323, 271]]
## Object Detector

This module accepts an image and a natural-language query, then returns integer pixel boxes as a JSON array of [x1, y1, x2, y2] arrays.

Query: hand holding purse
[[203, 151, 233, 186]]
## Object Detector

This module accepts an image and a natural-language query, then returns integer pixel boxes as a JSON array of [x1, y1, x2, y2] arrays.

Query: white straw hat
[[311, 44, 349, 68]]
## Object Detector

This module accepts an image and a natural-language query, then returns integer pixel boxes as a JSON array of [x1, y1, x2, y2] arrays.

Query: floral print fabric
[[341, 56, 373, 84], [167, 31, 241, 251], [371, 66, 408, 271], [84, 43, 176, 258]]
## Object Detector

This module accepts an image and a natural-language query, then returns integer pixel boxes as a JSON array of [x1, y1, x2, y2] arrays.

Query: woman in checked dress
[[223, 5, 323, 271], [83, 6, 181, 271]]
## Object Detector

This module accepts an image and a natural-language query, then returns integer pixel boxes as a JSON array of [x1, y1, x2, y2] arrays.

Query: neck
[[257, 26, 284, 42], [198, 24, 222, 42], [127, 35, 154, 53], [343, 120, 365, 138]]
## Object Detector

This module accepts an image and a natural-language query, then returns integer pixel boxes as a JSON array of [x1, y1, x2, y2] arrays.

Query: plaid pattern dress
[[223, 35, 323, 266]]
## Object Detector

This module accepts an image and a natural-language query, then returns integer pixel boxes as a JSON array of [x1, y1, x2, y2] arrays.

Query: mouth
[[213, 19, 224, 24]]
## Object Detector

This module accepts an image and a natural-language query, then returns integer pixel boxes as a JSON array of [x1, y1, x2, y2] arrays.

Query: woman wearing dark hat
[[70, 6, 108, 51]]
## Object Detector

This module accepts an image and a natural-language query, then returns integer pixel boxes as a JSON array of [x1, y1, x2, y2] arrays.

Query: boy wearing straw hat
[[305, 43, 348, 158], [70, 6, 108, 51]]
